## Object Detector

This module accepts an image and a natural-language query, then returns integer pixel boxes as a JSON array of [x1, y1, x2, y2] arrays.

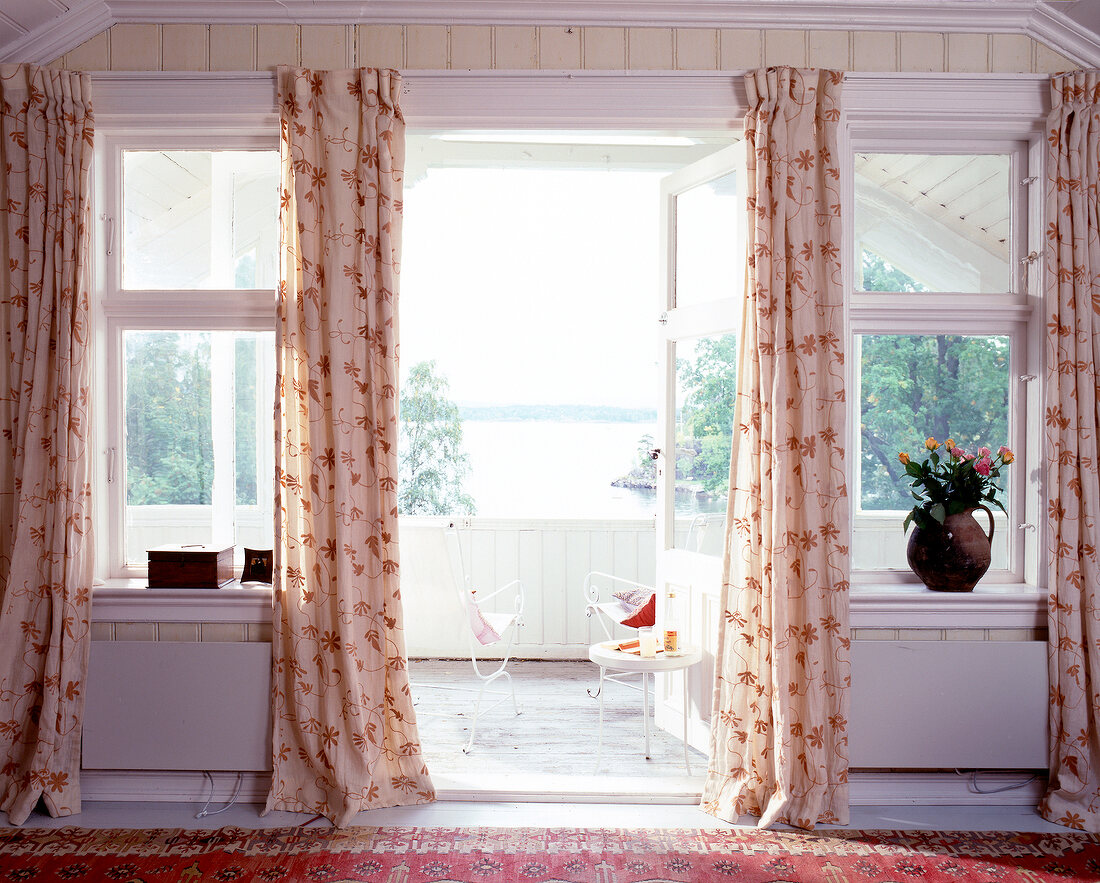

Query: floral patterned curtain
[[1041, 70, 1100, 832], [265, 68, 434, 827], [702, 67, 849, 830], [0, 66, 94, 826]]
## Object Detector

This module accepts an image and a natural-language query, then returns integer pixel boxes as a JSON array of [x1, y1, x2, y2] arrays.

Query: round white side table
[[588, 642, 703, 774]]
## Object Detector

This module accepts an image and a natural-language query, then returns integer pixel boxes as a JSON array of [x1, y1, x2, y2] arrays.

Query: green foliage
[[860, 250, 929, 292], [398, 361, 476, 516], [858, 252, 1010, 511], [675, 334, 737, 495], [125, 332, 214, 505], [235, 336, 258, 505]]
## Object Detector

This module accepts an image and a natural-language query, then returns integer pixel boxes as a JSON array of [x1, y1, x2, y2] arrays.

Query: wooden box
[[147, 544, 235, 589]]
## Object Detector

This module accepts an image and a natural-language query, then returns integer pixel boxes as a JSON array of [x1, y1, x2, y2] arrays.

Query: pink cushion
[[464, 592, 503, 645], [621, 594, 656, 628]]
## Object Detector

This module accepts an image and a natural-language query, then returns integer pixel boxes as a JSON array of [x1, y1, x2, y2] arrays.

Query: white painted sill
[[91, 579, 1045, 629], [92, 580, 272, 623]]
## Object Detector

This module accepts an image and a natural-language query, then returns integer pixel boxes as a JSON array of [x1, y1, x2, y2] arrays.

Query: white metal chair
[[412, 524, 525, 754], [582, 570, 656, 700]]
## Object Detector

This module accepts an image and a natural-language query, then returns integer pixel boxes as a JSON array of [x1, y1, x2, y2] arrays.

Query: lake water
[[460, 420, 725, 519]]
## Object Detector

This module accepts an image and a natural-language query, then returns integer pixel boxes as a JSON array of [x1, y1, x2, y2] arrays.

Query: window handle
[[107, 447, 116, 484], [100, 213, 114, 256]]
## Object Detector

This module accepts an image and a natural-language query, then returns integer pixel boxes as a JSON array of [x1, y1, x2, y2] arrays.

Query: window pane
[[855, 154, 1010, 293], [122, 150, 279, 290], [674, 171, 742, 308], [855, 333, 1011, 571], [672, 334, 735, 554], [124, 330, 274, 566]]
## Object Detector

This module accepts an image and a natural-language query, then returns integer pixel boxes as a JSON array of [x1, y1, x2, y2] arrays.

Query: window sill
[[92, 580, 272, 623], [850, 582, 1045, 628]]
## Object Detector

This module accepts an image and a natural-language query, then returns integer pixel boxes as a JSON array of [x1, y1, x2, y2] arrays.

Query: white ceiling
[[1, 0, 1099, 65]]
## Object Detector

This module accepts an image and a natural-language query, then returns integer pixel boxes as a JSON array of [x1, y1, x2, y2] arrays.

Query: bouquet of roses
[[897, 437, 1014, 532]]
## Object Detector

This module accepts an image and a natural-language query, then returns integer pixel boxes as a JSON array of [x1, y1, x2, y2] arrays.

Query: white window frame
[[94, 127, 279, 580], [87, 72, 1050, 630], [844, 124, 1046, 599]]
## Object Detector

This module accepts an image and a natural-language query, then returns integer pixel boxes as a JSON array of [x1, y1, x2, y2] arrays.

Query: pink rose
[[951, 447, 966, 459], [978, 447, 992, 458], [975, 457, 992, 476]]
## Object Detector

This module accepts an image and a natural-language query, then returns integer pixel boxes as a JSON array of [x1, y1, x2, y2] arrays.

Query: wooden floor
[[408, 659, 705, 789]]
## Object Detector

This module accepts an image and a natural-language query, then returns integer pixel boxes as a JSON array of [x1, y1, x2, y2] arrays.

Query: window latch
[[1018, 523, 1037, 532], [100, 213, 114, 256], [1021, 176, 1039, 186], [1020, 251, 1039, 265], [648, 448, 661, 460], [657, 312, 669, 326], [107, 447, 116, 484], [1019, 374, 1038, 383]]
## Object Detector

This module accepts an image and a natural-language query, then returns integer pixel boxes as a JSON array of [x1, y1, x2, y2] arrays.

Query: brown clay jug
[[906, 505, 994, 592]]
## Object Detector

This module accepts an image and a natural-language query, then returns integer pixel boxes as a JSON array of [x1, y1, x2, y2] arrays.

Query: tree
[[398, 360, 476, 515], [858, 252, 1010, 510], [125, 332, 214, 505], [677, 333, 738, 495]]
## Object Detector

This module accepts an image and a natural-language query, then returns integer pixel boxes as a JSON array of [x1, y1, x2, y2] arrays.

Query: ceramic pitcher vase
[[906, 505, 994, 592]]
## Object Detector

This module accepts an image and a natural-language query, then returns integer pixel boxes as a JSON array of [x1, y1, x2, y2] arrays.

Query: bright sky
[[400, 165, 665, 409]]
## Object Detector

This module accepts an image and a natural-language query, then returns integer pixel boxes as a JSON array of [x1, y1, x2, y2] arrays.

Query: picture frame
[[242, 548, 273, 584]]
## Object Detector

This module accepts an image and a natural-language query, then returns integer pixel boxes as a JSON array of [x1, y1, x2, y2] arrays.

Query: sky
[[400, 163, 666, 410]]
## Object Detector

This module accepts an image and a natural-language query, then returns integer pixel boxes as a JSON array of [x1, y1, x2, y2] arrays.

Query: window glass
[[674, 171, 742, 308], [672, 333, 734, 554], [123, 330, 275, 564], [855, 154, 1011, 293], [122, 150, 279, 290], [854, 332, 1011, 571]]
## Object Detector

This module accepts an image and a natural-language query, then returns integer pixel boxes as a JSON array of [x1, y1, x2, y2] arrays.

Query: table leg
[[596, 666, 606, 771], [643, 671, 651, 760], [682, 669, 692, 775]]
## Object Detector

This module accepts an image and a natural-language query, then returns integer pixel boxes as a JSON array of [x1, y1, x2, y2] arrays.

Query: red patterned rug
[[1, 826, 1099, 882]]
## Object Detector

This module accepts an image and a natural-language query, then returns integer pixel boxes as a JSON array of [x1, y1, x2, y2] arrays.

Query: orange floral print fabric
[[0, 66, 94, 826], [1041, 70, 1100, 833], [264, 68, 434, 827], [702, 68, 850, 831]]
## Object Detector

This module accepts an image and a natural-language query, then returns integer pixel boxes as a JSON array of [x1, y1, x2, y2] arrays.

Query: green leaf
[[930, 503, 946, 524], [946, 499, 966, 515], [903, 511, 914, 533], [904, 462, 924, 479]]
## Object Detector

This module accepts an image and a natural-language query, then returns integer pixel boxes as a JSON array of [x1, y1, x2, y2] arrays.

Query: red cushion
[[621, 594, 656, 628]]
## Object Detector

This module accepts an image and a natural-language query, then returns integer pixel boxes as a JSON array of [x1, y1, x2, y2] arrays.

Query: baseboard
[[80, 769, 1046, 808], [81, 770, 272, 804], [848, 771, 1047, 806]]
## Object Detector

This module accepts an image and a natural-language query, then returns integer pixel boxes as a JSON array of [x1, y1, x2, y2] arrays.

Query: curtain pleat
[[1041, 70, 1100, 832], [702, 67, 850, 830], [264, 67, 434, 827], [0, 65, 94, 826]]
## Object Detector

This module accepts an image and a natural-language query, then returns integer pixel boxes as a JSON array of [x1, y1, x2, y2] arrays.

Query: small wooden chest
[[147, 544, 235, 589]]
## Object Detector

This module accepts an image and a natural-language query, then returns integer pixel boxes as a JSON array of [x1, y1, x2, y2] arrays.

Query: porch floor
[[408, 659, 706, 793]]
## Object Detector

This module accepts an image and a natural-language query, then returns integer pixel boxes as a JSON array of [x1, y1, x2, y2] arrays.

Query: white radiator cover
[[83, 641, 272, 772], [81, 638, 1048, 775], [849, 640, 1048, 769]]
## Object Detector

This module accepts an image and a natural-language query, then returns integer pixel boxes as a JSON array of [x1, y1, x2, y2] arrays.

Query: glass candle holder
[[638, 626, 658, 658]]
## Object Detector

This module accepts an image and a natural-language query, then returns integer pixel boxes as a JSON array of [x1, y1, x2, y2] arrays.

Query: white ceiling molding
[[7, 0, 108, 65], [105, 0, 1038, 30], [3, 0, 1099, 68]]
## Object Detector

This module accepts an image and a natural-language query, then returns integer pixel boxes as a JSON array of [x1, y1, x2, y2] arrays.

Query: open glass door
[[653, 143, 746, 756]]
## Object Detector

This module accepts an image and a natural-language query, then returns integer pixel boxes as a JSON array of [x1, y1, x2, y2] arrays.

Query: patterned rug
[[1, 826, 1099, 882]]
